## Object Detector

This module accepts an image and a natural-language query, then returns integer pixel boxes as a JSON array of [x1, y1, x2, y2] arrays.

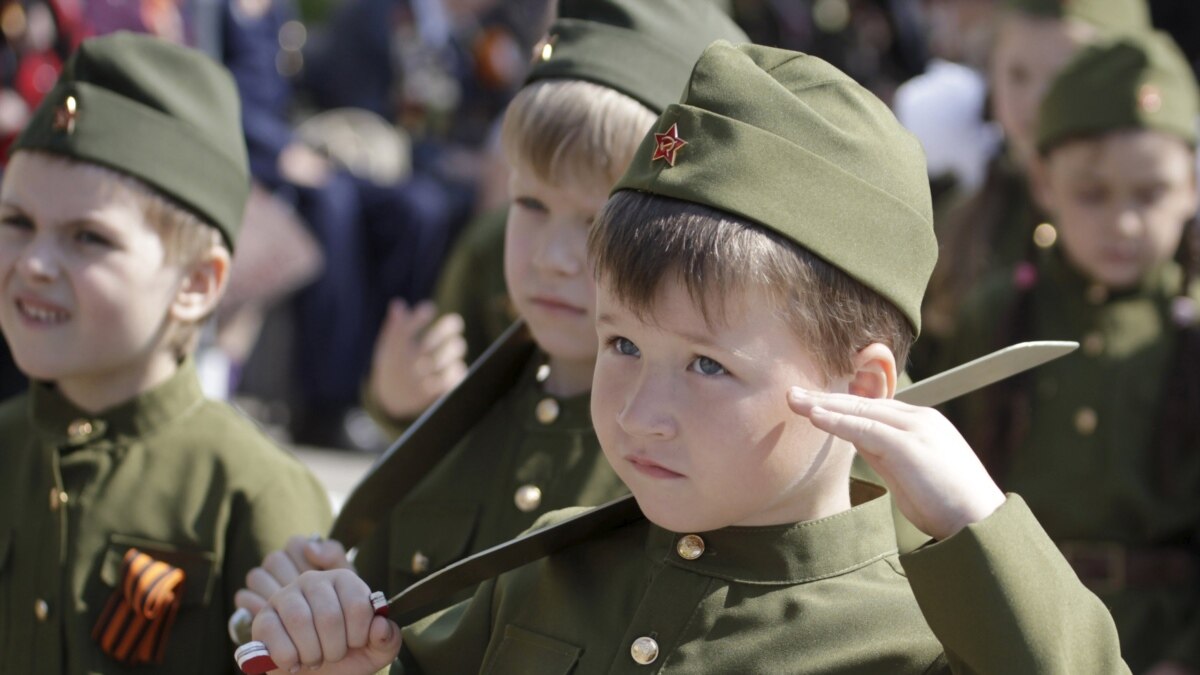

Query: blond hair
[[589, 191, 915, 381], [501, 78, 656, 192]]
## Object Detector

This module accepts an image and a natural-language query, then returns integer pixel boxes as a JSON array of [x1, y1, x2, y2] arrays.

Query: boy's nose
[[16, 240, 60, 282], [616, 374, 677, 440], [532, 225, 583, 277]]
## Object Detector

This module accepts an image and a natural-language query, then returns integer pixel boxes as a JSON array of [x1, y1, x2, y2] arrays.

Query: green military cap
[[1003, 0, 1150, 33], [13, 32, 249, 249], [613, 41, 936, 333], [527, 0, 749, 114], [1037, 31, 1198, 153]]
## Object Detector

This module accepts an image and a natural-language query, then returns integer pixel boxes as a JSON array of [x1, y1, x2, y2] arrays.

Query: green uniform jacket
[[0, 362, 332, 675], [946, 250, 1200, 671], [353, 352, 628, 605], [395, 482, 1127, 674]]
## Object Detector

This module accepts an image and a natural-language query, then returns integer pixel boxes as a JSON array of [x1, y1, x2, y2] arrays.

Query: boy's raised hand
[[369, 299, 469, 420], [251, 569, 401, 674], [787, 388, 1005, 541]]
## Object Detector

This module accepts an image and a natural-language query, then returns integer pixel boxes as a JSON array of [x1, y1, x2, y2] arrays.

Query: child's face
[[0, 153, 188, 388], [504, 164, 606, 366], [1037, 130, 1197, 289], [592, 277, 853, 533], [990, 15, 1086, 169]]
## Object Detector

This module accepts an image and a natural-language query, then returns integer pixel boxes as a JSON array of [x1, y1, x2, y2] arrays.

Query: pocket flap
[[100, 534, 217, 606], [484, 624, 582, 675]]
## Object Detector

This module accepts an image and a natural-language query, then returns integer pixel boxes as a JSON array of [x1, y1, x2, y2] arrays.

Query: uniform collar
[[516, 351, 592, 432], [645, 480, 897, 585], [29, 359, 206, 448]]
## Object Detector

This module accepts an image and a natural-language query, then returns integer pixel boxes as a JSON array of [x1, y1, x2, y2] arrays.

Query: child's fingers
[[787, 388, 914, 430], [427, 332, 467, 374], [420, 312, 465, 352], [333, 575, 376, 651], [366, 616, 403, 663], [262, 549, 304, 587], [300, 578, 347, 664], [802, 404, 912, 458], [244, 566, 286, 607], [234, 589, 268, 616], [304, 539, 351, 571], [269, 587, 323, 668], [250, 607, 301, 672]]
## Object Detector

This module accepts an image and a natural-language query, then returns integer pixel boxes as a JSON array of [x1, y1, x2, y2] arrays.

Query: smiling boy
[[246, 41, 1128, 674], [0, 33, 331, 674]]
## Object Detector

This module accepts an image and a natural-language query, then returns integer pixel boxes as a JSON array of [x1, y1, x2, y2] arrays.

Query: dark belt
[[1058, 541, 1198, 593]]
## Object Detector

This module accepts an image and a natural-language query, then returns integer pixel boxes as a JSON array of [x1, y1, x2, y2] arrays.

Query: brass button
[[536, 364, 551, 383], [630, 636, 659, 665], [34, 599, 49, 621], [1032, 223, 1058, 249], [1085, 284, 1108, 305], [514, 484, 542, 512], [1074, 407, 1098, 436], [676, 534, 705, 560], [411, 551, 429, 575], [1082, 332, 1105, 357], [535, 398, 560, 425], [67, 418, 94, 440], [540, 34, 557, 61]]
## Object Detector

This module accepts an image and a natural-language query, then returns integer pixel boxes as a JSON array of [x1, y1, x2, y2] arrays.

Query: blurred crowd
[[0, 0, 1196, 451]]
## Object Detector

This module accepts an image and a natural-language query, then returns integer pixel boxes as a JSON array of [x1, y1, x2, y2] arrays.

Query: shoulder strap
[[330, 320, 537, 547]]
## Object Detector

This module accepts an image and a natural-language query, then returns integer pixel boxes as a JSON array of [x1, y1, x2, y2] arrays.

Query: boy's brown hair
[[590, 190, 916, 381], [501, 79, 656, 193]]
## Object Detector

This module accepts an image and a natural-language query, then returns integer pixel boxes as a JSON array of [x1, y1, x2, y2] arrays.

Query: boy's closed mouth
[[626, 454, 685, 479], [530, 295, 586, 316], [14, 295, 70, 325]]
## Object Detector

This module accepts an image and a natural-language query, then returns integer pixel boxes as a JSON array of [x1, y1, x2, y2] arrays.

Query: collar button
[[676, 534, 705, 560]]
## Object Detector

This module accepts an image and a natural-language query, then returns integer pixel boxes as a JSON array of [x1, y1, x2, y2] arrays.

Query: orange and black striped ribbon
[[91, 548, 186, 666]]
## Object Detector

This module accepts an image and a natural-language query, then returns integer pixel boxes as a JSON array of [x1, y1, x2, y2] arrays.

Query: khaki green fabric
[[527, 0, 749, 114], [395, 486, 1127, 673], [433, 206, 515, 365], [614, 42, 936, 332], [946, 250, 1200, 671], [1038, 32, 1199, 153], [353, 352, 627, 605], [12, 32, 249, 249], [1003, 0, 1150, 31], [0, 362, 332, 674]]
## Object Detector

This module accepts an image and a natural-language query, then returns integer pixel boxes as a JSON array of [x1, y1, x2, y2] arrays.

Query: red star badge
[[52, 96, 78, 135], [651, 123, 687, 167]]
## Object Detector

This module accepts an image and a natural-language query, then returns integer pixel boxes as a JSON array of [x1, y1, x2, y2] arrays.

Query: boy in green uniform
[[0, 33, 332, 674], [246, 41, 1129, 674], [947, 31, 1200, 674], [232, 0, 748, 619], [915, 0, 1149, 377]]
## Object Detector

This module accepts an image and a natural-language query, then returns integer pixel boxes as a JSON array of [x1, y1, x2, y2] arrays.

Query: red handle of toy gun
[[235, 591, 389, 674]]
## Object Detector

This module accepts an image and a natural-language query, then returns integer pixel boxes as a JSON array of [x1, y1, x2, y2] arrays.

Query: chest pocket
[[93, 534, 217, 672], [483, 624, 581, 675], [388, 501, 479, 593]]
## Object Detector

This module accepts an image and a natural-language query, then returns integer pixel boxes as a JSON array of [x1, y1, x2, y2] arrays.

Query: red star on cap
[[651, 123, 687, 167]]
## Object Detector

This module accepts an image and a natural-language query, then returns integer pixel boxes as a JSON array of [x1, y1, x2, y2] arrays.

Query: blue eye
[[612, 336, 640, 357], [689, 356, 726, 376]]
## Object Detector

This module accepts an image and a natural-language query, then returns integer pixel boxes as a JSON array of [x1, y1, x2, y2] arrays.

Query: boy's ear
[[170, 247, 231, 324], [1027, 154, 1057, 215], [846, 343, 897, 400]]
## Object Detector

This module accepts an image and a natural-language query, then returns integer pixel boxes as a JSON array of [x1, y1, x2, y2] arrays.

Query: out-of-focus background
[[0, 0, 1196, 507]]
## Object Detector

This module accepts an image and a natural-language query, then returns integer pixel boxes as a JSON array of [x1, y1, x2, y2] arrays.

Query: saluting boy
[[247, 41, 1129, 674], [0, 33, 332, 674], [946, 31, 1200, 674], [232, 0, 748, 623]]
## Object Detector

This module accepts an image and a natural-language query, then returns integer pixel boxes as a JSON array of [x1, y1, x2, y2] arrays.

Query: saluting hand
[[787, 388, 1006, 541], [252, 569, 401, 675], [369, 299, 469, 420]]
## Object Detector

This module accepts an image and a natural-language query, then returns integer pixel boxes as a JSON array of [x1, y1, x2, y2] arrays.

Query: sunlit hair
[[589, 190, 915, 381], [501, 78, 656, 193], [27, 151, 227, 359]]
